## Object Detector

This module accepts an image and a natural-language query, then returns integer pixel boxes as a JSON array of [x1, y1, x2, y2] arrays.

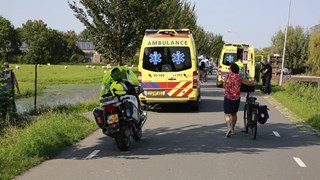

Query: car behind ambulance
[[138, 29, 201, 110]]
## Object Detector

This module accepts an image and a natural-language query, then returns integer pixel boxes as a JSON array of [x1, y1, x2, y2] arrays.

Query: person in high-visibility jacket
[[235, 58, 247, 78], [100, 66, 139, 96]]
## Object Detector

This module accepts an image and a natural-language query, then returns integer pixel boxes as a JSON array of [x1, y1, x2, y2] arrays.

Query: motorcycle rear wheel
[[114, 132, 130, 151]]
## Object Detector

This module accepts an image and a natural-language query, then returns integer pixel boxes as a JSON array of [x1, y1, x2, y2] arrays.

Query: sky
[[1, 0, 320, 49]]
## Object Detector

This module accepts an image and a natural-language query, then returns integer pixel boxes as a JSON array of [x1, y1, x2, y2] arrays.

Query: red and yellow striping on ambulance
[[138, 29, 201, 110]]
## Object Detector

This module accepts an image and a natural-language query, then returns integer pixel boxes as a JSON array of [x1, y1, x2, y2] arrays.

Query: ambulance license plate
[[147, 91, 164, 96]]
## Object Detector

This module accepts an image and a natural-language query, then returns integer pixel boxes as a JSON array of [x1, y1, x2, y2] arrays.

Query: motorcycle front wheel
[[114, 132, 130, 151], [132, 126, 142, 141]]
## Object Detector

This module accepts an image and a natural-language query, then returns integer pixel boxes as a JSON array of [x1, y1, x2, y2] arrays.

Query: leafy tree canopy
[[271, 25, 309, 73], [0, 16, 21, 62], [69, 0, 200, 65], [17, 20, 80, 64], [307, 29, 320, 75]]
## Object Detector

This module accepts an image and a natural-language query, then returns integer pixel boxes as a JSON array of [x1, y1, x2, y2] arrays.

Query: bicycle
[[243, 91, 260, 140]]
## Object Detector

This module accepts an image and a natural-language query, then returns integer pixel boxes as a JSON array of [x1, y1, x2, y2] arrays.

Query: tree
[[207, 33, 224, 61], [0, 16, 21, 62], [193, 26, 209, 55], [18, 20, 79, 64], [193, 26, 224, 61], [17, 20, 49, 64], [78, 29, 93, 41], [69, 0, 198, 65], [271, 25, 309, 74], [307, 30, 320, 75]]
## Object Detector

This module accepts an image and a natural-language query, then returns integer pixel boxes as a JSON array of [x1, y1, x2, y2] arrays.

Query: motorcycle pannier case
[[93, 107, 107, 128], [123, 100, 139, 122]]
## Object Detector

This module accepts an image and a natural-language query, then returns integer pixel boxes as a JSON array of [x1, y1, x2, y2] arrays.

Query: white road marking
[[273, 131, 281, 137], [173, 148, 184, 151], [84, 150, 100, 160], [148, 147, 166, 151], [293, 157, 307, 167]]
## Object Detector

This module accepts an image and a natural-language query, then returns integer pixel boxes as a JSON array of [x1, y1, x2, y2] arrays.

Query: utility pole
[[34, 63, 37, 115], [280, 0, 292, 86]]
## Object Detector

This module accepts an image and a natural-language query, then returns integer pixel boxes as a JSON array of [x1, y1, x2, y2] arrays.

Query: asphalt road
[[15, 74, 320, 180]]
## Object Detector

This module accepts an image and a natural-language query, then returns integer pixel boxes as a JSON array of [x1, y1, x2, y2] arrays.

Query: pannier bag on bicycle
[[258, 105, 269, 124]]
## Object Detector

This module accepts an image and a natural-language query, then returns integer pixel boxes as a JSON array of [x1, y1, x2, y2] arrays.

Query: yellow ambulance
[[216, 43, 255, 87], [138, 29, 201, 110]]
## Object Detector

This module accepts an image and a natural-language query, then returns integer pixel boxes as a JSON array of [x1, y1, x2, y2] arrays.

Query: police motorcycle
[[93, 81, 147, 151]]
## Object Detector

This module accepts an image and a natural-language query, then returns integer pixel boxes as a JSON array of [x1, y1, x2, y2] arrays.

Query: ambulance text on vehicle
[[138, 29, 201, 110]]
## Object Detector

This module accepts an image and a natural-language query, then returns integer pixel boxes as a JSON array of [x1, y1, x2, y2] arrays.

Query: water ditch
[[16, 83, 101, 113]]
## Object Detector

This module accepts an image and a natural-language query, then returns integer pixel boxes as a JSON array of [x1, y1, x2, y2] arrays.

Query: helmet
[[258, 105, 269, 124], [111, 67, 127, 81], [109, 81, 128, 96]]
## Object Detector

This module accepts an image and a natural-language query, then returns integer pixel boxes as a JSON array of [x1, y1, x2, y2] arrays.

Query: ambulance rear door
[[141, 46, 193, 99]]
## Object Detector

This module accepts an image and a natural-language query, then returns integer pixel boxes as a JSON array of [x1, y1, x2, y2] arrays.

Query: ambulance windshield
[[143, 47, 191, 72]]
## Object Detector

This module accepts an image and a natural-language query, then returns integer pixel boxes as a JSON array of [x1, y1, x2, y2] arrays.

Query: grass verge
[[271, 81, 320, 133], [0, 102, 98, 180]]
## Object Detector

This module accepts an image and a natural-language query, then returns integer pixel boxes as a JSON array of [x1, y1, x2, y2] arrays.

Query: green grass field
[[11, 64, 110, 97]]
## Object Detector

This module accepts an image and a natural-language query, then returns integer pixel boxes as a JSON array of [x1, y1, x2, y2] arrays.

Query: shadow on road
[[48, 74, 319, 160], [55, 121, 320, 160]]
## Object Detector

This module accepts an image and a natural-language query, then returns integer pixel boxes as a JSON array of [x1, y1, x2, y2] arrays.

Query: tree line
[[256, 25, 320, 75], [0, 17, 85, 64], [0, 0, 224, 66]]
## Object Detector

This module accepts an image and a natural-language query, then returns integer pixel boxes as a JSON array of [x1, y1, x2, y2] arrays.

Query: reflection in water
[[16, 84, 101, 113]]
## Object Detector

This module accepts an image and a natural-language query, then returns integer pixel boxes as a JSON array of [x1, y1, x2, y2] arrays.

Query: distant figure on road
[[223, 63, 256, 137], [261, 59, 272, 94], [199, 58, 208, 82]]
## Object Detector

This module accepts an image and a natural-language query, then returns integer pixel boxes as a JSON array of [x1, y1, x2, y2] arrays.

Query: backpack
[[200, 61, 206, 70]]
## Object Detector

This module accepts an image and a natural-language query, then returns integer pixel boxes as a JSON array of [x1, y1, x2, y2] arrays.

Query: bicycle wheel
[[243, 104, 249, 132], [250, 113, 258, 140]]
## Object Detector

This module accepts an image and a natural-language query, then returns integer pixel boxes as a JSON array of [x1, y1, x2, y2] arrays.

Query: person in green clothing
[[100, 66, 145, 122], [100, 66, 139, 97], [235, 58, 247, 78]]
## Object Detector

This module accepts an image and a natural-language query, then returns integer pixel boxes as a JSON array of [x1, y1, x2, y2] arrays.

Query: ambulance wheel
[[189, 99, 200, 111]]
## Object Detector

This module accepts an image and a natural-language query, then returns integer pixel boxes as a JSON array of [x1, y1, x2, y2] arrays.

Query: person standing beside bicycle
[[223, 63, 256, 137]]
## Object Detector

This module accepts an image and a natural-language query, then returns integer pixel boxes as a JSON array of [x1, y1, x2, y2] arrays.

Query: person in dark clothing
[[262, 59, 272, 94], [260, 61, 266, 88], [1, 62, 20, 112]]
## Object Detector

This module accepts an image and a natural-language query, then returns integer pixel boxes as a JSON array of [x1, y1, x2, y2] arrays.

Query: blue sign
[[226, 55, 234, 63], [149, 51, 162, 65], [172, 51, 185, 64]]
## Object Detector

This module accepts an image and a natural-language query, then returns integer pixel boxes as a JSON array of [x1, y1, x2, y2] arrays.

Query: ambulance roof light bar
[[225, 43, 250, 47], [145, 29, 190, 35], [145, 29, 158, 35]]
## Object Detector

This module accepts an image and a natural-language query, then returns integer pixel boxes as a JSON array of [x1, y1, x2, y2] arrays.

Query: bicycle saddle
[[249, 97, 257, 102]]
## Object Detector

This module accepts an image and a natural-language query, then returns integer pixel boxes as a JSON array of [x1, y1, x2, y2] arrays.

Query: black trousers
[[265, 76, 272, 94]]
